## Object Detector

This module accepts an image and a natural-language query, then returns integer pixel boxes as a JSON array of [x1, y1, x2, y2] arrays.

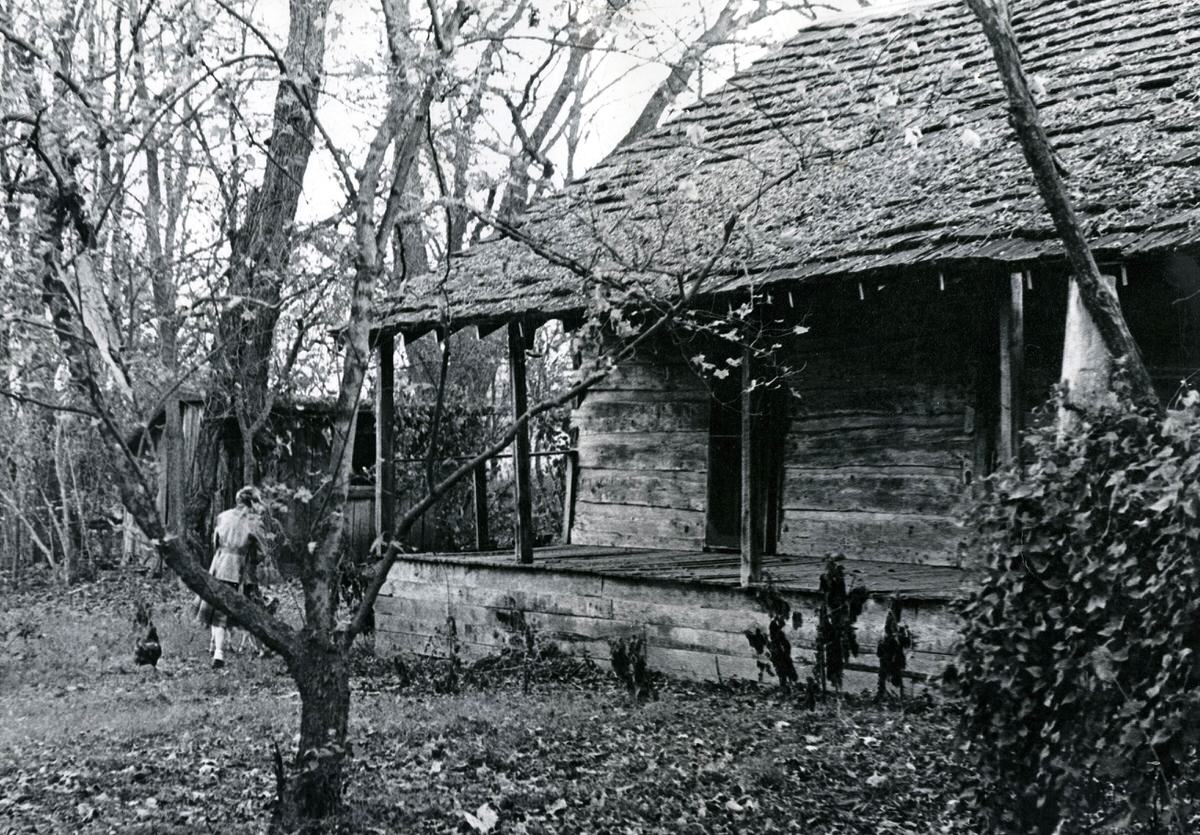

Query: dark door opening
[[705, 392, 742, 550], [705, 378, 787, 552]]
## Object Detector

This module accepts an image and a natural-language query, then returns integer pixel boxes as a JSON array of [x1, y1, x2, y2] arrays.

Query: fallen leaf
[[463, 803, 498, 833]]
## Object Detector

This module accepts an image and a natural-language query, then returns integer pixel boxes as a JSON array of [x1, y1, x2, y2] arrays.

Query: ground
[[0, 572, 977, 834]]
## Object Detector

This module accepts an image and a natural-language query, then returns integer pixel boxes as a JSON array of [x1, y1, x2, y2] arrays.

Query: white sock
[[212, 626, 226, 661]]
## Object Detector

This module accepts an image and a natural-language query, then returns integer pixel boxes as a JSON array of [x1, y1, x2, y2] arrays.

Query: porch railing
[[384, 447, 579, 553]]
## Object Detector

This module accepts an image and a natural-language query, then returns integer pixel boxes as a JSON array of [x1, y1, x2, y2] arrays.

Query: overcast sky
[[273, 0, 937, 222]]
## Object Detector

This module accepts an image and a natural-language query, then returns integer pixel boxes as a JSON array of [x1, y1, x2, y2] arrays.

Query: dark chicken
[[135, 623, 162, 667]]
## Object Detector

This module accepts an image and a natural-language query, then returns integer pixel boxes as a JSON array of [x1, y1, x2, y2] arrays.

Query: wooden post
[[375, 331, 395, 549], [998, 272, 1024, 465], [561, 427, 580, 544], [740, 345, 761, 587], [508, 320, 534, 564], [472, 462, 489, 551], [163, 395, 183, 535]]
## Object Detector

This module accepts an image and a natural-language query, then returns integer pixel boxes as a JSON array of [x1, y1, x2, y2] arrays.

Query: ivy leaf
[[1091, 647, 1118, 682]]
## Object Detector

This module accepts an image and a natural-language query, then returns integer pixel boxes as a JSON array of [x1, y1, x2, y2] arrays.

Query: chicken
[[135, 623, 162, 668]]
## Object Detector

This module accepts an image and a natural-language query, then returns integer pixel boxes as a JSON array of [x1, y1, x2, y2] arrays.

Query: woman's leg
[[211, 624, 226, 666]]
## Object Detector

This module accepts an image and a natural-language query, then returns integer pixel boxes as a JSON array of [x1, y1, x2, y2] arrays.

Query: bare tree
[[0, 0, 841, 827], [202, 0, 335, 495], [617, 0, 824, 148]]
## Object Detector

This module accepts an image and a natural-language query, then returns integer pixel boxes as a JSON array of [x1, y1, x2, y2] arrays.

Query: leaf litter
[[1, 573, 979, 833]]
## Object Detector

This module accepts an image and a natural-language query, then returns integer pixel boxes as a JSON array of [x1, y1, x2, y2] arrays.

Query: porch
[[374, 545, 970, 687]]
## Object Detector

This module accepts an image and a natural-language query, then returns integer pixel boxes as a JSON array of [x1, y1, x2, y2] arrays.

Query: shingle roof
[[375, 0, 1200, 333]]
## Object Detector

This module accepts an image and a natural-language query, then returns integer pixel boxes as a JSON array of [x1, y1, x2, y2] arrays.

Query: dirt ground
[[0, 572, 977, 834]]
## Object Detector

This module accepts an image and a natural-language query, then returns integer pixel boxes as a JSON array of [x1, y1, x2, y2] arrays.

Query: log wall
[[777, 284, 984, 563], [376, 557, 960, 686], [568, 281, 981, 566], [778, 286, 977, 565], [571, 350, 711, 551]]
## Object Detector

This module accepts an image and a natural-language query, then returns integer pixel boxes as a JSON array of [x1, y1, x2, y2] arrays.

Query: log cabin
[[368, 0, 1200, 684]]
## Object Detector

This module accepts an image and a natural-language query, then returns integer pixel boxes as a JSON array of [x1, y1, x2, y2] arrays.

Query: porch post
[[508, 320, 534, 564], [740, 343, 761, 586], [375, 331, 395, 548], [561, 428, 579, 544], [998, 271, 1024, 465], [472, 462, 490, 550], [163, 394, 183, 535]]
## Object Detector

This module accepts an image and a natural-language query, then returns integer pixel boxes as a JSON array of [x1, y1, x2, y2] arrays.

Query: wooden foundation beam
[[375, 332, 396, 547], [740, 345, 761, 586], [998, 271, 1024, 465], [508, 320, 534, 564]]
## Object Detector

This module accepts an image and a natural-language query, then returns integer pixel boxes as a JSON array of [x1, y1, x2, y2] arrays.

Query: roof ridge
[[790, 0, 952, 33]]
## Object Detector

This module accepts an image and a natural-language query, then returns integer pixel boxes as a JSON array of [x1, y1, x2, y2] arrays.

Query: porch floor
[[402, 544, 972, 601]]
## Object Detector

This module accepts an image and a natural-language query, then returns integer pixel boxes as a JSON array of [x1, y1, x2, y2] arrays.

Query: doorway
[[704, 380, 786, 552]]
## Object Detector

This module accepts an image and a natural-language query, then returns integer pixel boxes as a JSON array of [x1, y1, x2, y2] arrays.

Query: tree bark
[[189, 0, 334, 529], [616, 0, 742, 148], [965, 0, 1157, 409], [278, 640, 351, 827]]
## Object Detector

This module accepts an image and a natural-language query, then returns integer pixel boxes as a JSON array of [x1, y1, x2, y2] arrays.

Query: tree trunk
[[278, 640, 351, 828], [616, 0, 741, 149], [1060, 275, 1114, 413], [188, 0, 334, 529], [965, 0, 1157, 409]]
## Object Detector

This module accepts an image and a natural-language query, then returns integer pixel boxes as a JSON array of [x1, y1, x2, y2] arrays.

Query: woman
[[198, 485, 265, 668]]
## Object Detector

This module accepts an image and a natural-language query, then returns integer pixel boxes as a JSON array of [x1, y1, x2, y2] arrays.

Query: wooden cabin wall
[[571, 342, 711, 551], [775, 279, 978, 566], [1119, 253, 1200, 402]]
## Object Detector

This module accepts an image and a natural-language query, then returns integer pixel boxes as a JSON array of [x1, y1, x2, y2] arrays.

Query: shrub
[[953, 386, 1200, 833], [815, 556, 868, 692]]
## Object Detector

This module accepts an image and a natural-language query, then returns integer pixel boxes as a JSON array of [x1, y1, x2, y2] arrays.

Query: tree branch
[[965, 0, 1157, 408]]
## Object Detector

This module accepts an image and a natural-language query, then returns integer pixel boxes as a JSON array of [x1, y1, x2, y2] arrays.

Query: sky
[[262, 0, 940, 223]]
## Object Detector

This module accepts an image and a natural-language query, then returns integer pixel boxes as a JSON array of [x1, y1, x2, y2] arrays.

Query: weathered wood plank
[[577, 431, 708, 471], [789, 384, 968, 417], [376, 547, 967, 685], [999, 271, 1024, 464], [784, 424, 970, 468], [561, 448, 578, 544], [788, 413, 965, 433], [573, 400, 708, 433], [393, 548, 971, 599], [385, 558, 606, 597], [580, 388, 709, 405], [572, 528, 702, 552], [508, 321, 534, 564], [741, 346, 761, 586], [376, 333, 395, 544], [382, 578, 615, 620], [572, 501, 706, 550], [778, 510, 963, 566], [577, 469, 708, 511], [584, 361, 707, 393], [782, 471, 966, 515], [472, 462, 489, 550]]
